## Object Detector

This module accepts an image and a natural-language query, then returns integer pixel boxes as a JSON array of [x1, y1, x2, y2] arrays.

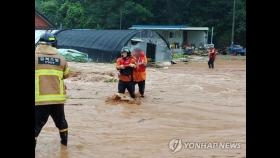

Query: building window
[[169, 32, 174, 38]]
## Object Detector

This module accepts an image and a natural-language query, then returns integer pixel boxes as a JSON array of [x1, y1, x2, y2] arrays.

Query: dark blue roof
[[54, 29, 169, 62], [55, 29, 140, 52]]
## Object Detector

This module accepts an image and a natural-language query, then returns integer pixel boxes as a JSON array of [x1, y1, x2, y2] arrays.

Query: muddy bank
[[35, 56, 246, 158]]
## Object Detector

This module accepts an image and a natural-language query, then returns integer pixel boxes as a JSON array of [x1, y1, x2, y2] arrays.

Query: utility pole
[[211, 26, 214, 44], [231, 0, 236, 45], [119, 9, 122, 30]]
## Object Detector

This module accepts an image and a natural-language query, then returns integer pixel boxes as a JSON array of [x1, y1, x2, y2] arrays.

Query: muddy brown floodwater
[[35, 56, 246, 158]]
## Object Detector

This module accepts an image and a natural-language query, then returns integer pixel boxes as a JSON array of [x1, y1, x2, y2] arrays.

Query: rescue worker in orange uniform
[[132, 47, 148, 97], [35, 33, 69, 148], [208, 46, 217, 69], [116, 47, 137, 98]]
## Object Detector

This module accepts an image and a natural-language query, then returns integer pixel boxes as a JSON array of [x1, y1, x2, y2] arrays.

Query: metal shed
[[54, 29, 171, 63]]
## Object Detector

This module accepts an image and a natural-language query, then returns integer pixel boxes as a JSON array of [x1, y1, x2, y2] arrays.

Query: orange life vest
[[116, 57, 136, 81], [136, 61, 146, 72], [133, 52, 147, 82], [118, 57, 133, 66]]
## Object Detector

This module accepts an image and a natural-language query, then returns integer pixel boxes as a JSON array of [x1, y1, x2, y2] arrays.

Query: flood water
[[35, 56, 246, 158]]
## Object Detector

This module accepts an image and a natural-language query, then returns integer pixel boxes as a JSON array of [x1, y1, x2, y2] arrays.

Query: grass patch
[[104, 78, 118, 83], [172, 53, 189, 60], [218, 55, 246, 60]]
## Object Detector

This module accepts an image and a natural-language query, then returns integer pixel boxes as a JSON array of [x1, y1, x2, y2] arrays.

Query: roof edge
[[129, 25, 209, 31]]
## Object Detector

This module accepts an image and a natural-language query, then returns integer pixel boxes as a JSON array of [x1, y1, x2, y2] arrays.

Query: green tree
[[37, 0, 60, 26], [119, 1, 153, 29], [35, 0, 246, 47], [59, 1, 86, 28]]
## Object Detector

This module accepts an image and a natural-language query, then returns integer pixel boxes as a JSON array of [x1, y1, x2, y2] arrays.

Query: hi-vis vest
[[135, 55, 147, 72], [116, 57, 136, 82], [35, 44, 70, 105], [133, 52, 147, 82]]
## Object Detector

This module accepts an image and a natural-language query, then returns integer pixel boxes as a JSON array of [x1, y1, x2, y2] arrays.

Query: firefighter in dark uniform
[[35, 33, 70, 148], [116, 47, 137, 98]]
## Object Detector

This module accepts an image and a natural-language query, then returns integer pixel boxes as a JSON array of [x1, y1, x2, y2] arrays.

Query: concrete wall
[[167, 30, 183, 46], [156, 30, 183, 47], [127, 38, 171, 63], [155, 44, 171, 62], [156, 30, 207, 48], [187, 31, 208, 47]]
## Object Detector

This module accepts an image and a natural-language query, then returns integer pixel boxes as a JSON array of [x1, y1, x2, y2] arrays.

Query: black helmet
[[121, 47, 131, 56], [39, 32, 57, 47]]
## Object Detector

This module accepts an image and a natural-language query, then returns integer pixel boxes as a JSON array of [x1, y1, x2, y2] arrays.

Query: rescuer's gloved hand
[[139, 62, 146, 66], [129, 64, 136, 68]]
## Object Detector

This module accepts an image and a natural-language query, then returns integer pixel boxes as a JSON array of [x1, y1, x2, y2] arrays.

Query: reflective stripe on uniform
[[59, 128, 68, 132], [35, 69, 63, 78], [36, 94, 66, 102], [48, 37, 56, 41], [35, 69, 66, 103], [35, 75, 40, 98], [64, 67, 70, 76]]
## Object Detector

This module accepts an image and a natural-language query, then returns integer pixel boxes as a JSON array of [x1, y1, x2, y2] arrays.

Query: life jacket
[[136, 52, 146, 72], [118, 57, 134, 76], [209, 48, 216, 59]]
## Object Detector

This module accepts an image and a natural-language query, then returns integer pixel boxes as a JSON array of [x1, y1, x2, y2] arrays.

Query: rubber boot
[[59, 131, 68, 146]]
